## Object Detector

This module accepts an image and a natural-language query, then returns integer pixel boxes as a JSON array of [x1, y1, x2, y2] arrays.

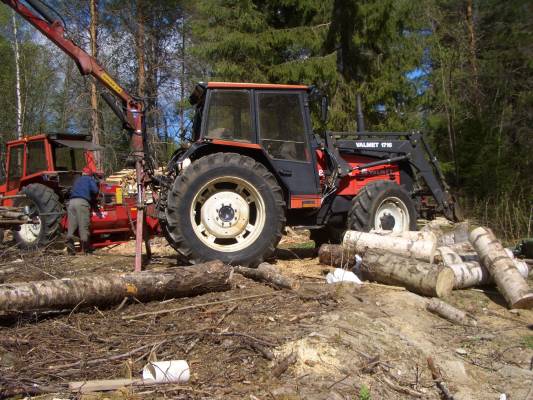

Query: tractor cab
[[0, 133, 102, 203], [187, 82, 322, 203]]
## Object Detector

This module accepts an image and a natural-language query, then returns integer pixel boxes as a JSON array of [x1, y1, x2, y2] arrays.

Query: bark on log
[[437, 246, 529, 289], [360, 250, 454, 297], [369, 229, 437, 243], [318, 244, 358, 268], [470, 227, 533, 309], [421, 221, 470, 246], [426, 298, 474, 325], [0, 261, 233, 312], [233, 263, 298, 290], [343, 231, 437, 263]]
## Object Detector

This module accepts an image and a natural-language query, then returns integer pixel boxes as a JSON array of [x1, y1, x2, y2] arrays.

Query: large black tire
[[165, 153, 286, 266], [347, 180, 417, 232], [14, 183, 63, 249]]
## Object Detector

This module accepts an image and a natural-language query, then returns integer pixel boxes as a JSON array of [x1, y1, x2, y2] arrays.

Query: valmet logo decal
[[355, 142, 392, 148]]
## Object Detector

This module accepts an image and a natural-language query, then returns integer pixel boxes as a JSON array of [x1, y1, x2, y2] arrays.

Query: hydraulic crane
[[2, 0, 149, 271]]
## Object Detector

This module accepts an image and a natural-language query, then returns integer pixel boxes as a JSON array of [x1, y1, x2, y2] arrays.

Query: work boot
[[65, 239, 76, 255], [81, 241, 94, 255]]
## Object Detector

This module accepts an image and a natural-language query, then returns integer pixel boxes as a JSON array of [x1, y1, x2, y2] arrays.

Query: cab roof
[[207, 82, 309, 90]]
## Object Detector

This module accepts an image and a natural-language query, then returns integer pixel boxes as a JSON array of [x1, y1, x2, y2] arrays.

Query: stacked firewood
[[319, 222, 532, 309], [106, 167, 165, 196]]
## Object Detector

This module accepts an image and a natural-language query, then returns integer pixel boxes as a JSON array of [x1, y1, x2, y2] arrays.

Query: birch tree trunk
[[470, 227, 533, 309], [343, 231, 437, 263], [360, 250, 454, 297], [11, 10, 22, 139], [0, 261, 233, 312], [89, 0, 102, 169]]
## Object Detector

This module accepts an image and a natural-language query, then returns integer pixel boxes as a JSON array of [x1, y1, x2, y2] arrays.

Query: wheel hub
[[374, 197, 409, 232], [218, 204, 235, 222], [201, 191, 249, 239], [380, 213, 396, 230]]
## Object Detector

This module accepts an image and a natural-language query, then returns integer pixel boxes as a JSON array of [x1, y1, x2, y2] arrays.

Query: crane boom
[[2, 0, 148, 271]]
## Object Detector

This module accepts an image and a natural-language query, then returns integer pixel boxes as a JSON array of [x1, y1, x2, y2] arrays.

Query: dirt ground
[[0, 232, 532, 400]]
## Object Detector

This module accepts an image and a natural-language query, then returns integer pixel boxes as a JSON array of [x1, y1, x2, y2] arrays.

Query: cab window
[[257, 92, 309, 161], [26, 140, 48, 175], [205, 90, 253, 142], [7, 145, 24, 191], [53, 146, 86, 171]]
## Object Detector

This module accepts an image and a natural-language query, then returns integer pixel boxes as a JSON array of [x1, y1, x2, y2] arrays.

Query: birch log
[[318, 244, 358, 268], [470, 227, 533, 309], [343, 231, 437, 263], [437, 246, 529, 289], [0, 261, 233, 312], [360, 250, 454, 297], [426, 298, 473, 325], [369, 230, 437, 244]]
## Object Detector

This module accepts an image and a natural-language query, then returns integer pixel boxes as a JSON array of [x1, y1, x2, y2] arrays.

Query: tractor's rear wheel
[[347, 180, 417, 233], [165, 153, 286, 266], [14, 183, 63, 249]]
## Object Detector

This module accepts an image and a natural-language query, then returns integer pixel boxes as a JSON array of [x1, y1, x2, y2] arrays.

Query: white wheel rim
[[374, 197, 409, 232], [190, 176, 266, 252]]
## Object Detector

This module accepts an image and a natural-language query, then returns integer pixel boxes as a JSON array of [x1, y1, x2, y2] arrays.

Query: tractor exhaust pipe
[[356, 93, 365, 133]]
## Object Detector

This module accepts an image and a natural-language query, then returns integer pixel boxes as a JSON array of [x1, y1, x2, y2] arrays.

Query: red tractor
[[156, 82, 460, 266], [0, 133, 158, 249], [2, 0, 460, 268]]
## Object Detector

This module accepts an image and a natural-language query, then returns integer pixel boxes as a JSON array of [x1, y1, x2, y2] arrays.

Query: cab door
[[255, 91, 320, 207], [5, 144, 25, 197]]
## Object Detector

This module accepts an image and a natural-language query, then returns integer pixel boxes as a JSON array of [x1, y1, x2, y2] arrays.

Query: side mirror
[[321, 96, 329, 123]]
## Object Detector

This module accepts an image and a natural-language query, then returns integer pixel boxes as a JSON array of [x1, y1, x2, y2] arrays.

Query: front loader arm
[[3, 0, 148, 271]]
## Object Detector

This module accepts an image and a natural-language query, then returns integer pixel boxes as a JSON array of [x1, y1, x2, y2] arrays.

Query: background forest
[[0, 0, 531, 240]]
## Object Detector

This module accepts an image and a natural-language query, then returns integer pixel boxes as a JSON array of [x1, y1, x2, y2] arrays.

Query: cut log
[[360, 250, 454, 297], [343, 231, 437, 263], [233, 263, 298, 290], [0, 261, 233, 312], [426, 298, 474, 325], [470, 227, 533, 309], [369, 229, 438, 244], [437, 246, 529, 289], [318, 244, 358, 268]]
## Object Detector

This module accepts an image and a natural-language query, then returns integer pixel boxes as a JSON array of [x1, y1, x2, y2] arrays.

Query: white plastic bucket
[[142, 360, 190, 383]]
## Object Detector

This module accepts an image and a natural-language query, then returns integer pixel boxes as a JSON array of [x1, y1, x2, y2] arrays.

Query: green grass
[[522, 335, 533, 349], [359, 385, 371, 400], [293, 240, 316, 249]]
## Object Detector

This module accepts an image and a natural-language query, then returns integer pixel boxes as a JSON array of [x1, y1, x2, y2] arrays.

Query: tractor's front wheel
[[14, 183, 63, 249], [165, 153, 286, 266], [347, 180, 417, 232]]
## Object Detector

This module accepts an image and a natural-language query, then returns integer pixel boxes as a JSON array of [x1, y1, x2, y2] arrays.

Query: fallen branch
[[233, 263, 298, 290], [272, 352, 297, 378], [427, 356, 455, 400], [379, 374, 424, 398], [426, 298, 475, 326], [123, 292, 277, 319]]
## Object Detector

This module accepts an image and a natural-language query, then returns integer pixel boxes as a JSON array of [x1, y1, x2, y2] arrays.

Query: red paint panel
[[315, 150, 401, 197], [290, 194, 321, 209]]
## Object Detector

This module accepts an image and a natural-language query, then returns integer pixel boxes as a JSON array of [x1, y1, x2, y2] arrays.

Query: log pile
[[319, 223, 532, 308]]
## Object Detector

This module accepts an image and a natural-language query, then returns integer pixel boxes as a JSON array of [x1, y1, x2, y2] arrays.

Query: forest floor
[[0, 232, 532, 400]]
